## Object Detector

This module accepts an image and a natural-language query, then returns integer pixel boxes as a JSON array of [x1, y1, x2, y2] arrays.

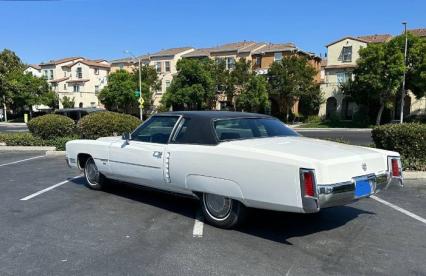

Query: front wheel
[[84, 157, 107, 190], [201, 193, 246, 229]]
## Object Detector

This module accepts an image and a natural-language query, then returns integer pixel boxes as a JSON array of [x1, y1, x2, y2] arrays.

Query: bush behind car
[[27, 114, 76, 139], [78, 111, 141, 139], [372, 123, 426, 171]]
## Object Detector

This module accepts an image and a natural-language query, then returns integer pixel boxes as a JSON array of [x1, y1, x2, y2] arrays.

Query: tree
[[41, 91, 59, 109], [61, 96, 75, 108], [236, 75, 269, 113], [267, 55, 319, 122], [98, 69, 137, 113], [226, 58, 253, 109], [342, 42, 405, 125], [298, 85, 323, 117], [132, 65, 161, 111], [161, 58, 216, 110]]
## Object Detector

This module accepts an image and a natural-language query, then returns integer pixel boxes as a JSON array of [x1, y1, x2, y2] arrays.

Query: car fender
[[185, 174, 245, 202]]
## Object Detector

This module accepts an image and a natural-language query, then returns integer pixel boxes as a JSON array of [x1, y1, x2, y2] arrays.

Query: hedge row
[[372, 123, 426, 171], [0, 133, 79, 151], [27, 111, 141, 140]]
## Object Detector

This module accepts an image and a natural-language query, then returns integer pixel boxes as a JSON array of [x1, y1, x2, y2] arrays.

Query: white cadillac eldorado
[[66, 111, 403, 228]]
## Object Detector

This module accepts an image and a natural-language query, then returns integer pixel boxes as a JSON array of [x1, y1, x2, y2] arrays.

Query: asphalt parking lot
[[0, 151, 425, 275]]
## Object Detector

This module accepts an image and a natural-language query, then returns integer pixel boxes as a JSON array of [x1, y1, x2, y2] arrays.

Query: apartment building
[[148, 47, 194, 108], [24, 64, 42, 77], [109, 55, 150, 73], [320, 32, 426, 120], [39, 57, 110, 108]]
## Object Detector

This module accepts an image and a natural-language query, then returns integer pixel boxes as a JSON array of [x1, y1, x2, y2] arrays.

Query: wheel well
[[77, 153, 92, 169]]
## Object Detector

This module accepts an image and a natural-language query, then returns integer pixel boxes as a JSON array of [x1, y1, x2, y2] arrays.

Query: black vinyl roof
[[154, 111, 272, 145]]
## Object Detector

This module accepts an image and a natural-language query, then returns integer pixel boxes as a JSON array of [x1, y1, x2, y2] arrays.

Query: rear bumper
[[303, 172, 403, 212]]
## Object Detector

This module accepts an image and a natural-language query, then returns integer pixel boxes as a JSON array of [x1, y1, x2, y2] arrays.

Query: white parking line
[[20, 175, 82, 201], [371, 195, 426, 225], [193, 210, 204, 238], [0, 155, 45, 167]]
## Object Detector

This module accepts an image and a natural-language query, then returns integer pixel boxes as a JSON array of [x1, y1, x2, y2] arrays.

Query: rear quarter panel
[[65, 140, 111, 175], [167, 144, 312, 213]]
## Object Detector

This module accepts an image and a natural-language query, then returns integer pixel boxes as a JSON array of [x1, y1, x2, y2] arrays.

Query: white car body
[[66, 112, 403, 214]]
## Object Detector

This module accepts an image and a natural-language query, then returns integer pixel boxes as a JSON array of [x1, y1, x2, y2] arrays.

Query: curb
[[45, 150, 66, 157], [0, 146, 56, 151], [404, 171, 426, 180]]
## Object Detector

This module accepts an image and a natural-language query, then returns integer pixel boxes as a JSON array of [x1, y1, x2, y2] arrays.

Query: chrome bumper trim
[[315, 172, 403, 209]]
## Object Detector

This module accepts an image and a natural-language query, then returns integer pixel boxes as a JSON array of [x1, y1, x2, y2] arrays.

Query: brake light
[[303, 171, 315, 197], [391, 159, 400, 177]]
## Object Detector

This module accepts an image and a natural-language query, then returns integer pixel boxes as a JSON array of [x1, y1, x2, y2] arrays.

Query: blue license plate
[[355, 179, 372, 198]]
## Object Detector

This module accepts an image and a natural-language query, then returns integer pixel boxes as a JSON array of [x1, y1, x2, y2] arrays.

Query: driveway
[[0, 151, 425, 275]]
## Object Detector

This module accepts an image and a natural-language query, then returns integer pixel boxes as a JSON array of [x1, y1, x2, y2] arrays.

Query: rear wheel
[[84, 157, 106, 190], [201, 193, 246, 229]]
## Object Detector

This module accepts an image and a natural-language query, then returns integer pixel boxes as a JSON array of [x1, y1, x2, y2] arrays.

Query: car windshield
[[214, 118, 299, 142]]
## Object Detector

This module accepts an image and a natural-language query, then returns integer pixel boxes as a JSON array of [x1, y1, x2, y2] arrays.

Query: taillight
[[301, 170, 316, 197], [391, 159, 400, 177]]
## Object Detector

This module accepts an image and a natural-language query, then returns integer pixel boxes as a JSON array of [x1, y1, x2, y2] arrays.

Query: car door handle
[[153, 151, 163, 158]]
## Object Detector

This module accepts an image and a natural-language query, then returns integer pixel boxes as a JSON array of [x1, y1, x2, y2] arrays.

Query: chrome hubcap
[[85, 160, 99, 185], [204, 194, 232, 219]]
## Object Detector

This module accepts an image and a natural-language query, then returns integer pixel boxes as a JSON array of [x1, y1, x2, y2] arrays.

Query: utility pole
[[2, 95, 7, 122], [400, 22, 408, 123], [124, 50, 143, 120]]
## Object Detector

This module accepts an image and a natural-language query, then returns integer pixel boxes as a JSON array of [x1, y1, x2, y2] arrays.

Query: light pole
[[399, 22, 408, 123], [124, 50, 143, 120]]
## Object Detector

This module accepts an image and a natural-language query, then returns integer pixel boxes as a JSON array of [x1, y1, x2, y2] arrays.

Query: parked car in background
[[65, 111, 403, 228], [55, 108, 104, 122]]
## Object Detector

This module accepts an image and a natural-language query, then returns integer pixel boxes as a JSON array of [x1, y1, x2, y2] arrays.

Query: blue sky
[[0, 0, 425, 64]]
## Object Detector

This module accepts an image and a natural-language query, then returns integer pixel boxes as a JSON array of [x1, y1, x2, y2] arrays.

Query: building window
[[274, 52, 283, 62], [94, 68, 99, 75], [155, 62, 162, 73], [226, 57, 236, 70], [63, 83, 67, 90], [95, 85, 100, 93], [90, 102, 96, 107], [43, 70, 48, 78], [49, 70, 54, 80], [165, 61, 171, 72], [73, 85, 80, 92], [76, 67, 82, 79], [64, 71, 67, 77], [165, 80, 171, 89], [255, 56, 261, 67], [119, 64, 124, 69], [341, 46, 352, 62], [336, 72, 350, 84]]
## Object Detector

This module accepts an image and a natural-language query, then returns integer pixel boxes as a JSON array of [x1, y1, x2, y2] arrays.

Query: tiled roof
[[238, 42, 267, 53], [253, 43, 297, 54], [181, 48, 214, 58], [41, 57, 83, 66], [27, 64, 41, 70], [66, 79, 90, 83], [48, 77, 70, 83], [62, 59, 110, 69], [150, 47, 193, 58], [408, 28, 426, 37], [325, 64, 357, 69], [357, 34, 392, 43], [110, 54, 150, 64], [209, 41, 259, 53]]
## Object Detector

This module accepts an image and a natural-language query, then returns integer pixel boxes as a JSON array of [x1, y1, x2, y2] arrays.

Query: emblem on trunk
[[362, 163, 367, 171]]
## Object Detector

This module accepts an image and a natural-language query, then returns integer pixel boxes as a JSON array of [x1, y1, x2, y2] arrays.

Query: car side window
[[131, 116, 179, 144], [172, 118, 189, 143]]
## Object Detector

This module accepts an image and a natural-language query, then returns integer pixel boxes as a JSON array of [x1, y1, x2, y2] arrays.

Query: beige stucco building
[[24, 64, 42, 77], [110, 55, 150, 73], [320, 33, 426, 120], [39, 57, 110, 108]]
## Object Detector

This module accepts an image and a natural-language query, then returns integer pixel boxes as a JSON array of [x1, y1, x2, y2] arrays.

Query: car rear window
[[214, 118, 299, 142]]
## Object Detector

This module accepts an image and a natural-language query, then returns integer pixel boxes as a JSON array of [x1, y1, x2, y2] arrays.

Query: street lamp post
[[124, 50, 143, 120], [399, 22, 408, 123]]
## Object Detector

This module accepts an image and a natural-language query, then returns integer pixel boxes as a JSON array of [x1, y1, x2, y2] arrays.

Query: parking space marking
[[193, 210, 204, 238], [371, 195, 426, 225], [0, 155, 45, 167], [20, 175, 82, 201]]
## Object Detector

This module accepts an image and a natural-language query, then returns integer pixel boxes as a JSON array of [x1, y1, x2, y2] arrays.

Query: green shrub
[[305, 115, 322, 124], [0, 132, 78, 150], [372, 123, 426, 171], [27, 114, 75, 139], [78, 111, 141, 139]]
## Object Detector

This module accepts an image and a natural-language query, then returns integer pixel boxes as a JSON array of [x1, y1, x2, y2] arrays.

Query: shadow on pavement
[[70, 177, 375, 244]]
